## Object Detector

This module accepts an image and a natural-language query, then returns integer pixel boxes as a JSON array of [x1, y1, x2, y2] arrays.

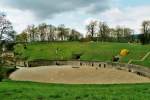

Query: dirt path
[[10, 65, 150, 84]]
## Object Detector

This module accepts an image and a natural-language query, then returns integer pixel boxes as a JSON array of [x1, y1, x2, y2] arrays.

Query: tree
[[47, 25, 55, 41], [115, 26, 134, 42], [115, 26, 123, 42], [38, 23, 47, 41], [86, 20, 97, 38], [0, 13, 16, 64], [0, 14, 15, 42], [123, 28, 134, 42], [68, 29, 82, 41], [98, 21, 110, 41], [16, 31, 28, 43], [57, 24, 68, 41], [26, 25, 36, 42], [141, 20, 150, 44]]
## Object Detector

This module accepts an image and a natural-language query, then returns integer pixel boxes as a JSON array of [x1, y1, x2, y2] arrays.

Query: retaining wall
[[107, 62, 150, 78], [28, 60, 108, 68]]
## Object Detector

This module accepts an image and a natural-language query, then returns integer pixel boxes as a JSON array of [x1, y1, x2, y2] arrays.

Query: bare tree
[[123, 28, 134, 42], [86, 20, 97, 38], [47, 25, 55, 41], [38, 23, 47, 41], [115, 26, 134, 42], [69, 29, 82, 41], [57, 24, 68, 41], [123, 28, 133, 37], [0, 14, 15, 42], [98, 21, 110, 41], [26, 25, 36, 42], [115, 26, 124, 42], [141, 20, 150, 44]]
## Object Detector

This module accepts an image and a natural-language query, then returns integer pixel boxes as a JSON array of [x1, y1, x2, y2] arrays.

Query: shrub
[[0, 66, 16, 81], [0, 73, 3, 82], [80, 37, 92, 42], [0, 67, 4, 81]]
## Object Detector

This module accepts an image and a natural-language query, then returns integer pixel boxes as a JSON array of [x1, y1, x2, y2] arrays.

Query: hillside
[[14, 42, 150, 67]]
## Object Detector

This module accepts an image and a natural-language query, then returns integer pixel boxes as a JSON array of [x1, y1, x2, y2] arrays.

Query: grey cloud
[[1, 0, 112, 19]]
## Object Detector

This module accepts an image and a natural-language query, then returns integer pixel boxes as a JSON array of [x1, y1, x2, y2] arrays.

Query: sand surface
[[10, 65, 150, 84]]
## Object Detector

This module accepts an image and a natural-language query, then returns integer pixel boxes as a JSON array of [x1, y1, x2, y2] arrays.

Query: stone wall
[[27, 60, 108, 68], [107, 62, 150, 78]]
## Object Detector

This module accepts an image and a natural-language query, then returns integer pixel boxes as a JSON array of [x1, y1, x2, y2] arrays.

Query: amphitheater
[[10, 60, 150, 84]]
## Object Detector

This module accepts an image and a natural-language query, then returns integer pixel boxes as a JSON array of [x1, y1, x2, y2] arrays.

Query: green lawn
[[0, 80, 150, 100], [14, 42, 150, 67]]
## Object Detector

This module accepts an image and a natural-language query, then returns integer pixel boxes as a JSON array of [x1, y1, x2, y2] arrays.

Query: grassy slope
[[133, 55, 150, 67], [15, 42, 150, 67], [0, 81, 150, 100]]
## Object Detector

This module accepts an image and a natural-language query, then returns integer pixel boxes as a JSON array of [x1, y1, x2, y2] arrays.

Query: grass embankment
[[14, 42, 150, 67], [132, 55, 150, 67], [0, 81, 150, 100]]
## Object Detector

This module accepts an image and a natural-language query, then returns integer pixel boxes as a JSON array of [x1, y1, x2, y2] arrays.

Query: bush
[[0, 66, 16, 80], [0, 73, 3, 82], [0, 67, 4, 81], [80, 37, 92, 42], [0, 67, 3, 82]]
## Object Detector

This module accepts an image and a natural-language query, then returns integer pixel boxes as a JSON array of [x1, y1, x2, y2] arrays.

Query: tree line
[[86, 20, 150, 44], [0, 14, 150, 44], [17, 21, 135, 43], [86, 20, 134, 42], [16, 23, 83, 42]]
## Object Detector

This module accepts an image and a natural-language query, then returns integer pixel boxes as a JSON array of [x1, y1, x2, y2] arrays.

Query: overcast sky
[[0, 0, 150, 34]]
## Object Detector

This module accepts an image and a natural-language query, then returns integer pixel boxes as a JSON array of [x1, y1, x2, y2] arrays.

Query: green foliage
[[0, 73, 2, 81], [0, 66, 16, 80], [0, 81, 150, 100], [16, 32, 28, 43], [14, 42, 150, 67], [0, 77, 2, 82], [14, 44, 27, 59], [0, 67, 3, 81]]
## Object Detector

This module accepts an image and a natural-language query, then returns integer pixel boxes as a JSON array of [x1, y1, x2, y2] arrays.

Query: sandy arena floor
[[10, 65, 150, 84]]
